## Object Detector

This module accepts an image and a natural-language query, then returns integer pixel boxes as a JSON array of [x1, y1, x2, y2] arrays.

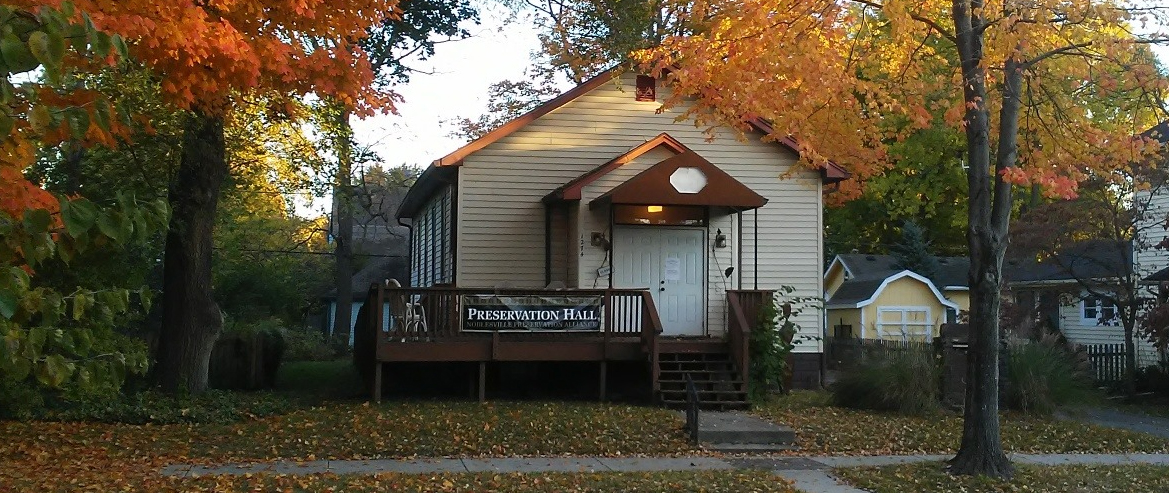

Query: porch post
[[373, 362, 382, 403], [599, 360, 607, 401], [478, 361, 486, 402]]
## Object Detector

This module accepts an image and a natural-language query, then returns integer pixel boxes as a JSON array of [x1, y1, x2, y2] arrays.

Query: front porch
[[356, 283, 774, 407]]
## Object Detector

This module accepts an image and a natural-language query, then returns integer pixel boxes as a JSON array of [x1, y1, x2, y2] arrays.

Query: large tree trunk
[[947, 0, 1016, 479], [332, 107, 354, 345], [155, 111, 228, 393]]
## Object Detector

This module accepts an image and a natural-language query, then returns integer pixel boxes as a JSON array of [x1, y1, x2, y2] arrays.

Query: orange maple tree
[[3, 0, 401, 393]]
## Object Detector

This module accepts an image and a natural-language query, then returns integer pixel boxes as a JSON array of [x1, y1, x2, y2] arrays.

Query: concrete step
[[706, 443, 800, 454], [696, 411, 796, 446]]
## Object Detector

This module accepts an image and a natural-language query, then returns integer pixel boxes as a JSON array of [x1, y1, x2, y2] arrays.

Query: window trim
[[874, 306, 934, 340], [1081, 295, 1118, 326]]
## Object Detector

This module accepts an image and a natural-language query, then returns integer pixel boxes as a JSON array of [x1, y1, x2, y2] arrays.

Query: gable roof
[[1144, 120, 1169, 144], [1006, 239, 1132, 285], [825, 270, 959, 310], [588, 150, 768, 210], [543, 133, 689, 203], [427, 66, 851, 182], [831, 254, 970, 290]]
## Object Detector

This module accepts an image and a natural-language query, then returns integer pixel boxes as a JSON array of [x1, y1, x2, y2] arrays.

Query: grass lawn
[[835, 461, 1169, 493], [753, 391, 1169, 455], [170, 471, 800, 492], [275, 359, 367, 400]]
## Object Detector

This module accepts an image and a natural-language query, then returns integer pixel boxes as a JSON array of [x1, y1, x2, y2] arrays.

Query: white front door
[[613, 226, 706, 336]]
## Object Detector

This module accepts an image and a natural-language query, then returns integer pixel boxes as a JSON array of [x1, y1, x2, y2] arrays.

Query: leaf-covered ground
[[176, 471, 801, 492], [753, 391, 1169, 455], [835, 461, 1169, 493], [0, 400, 695, 490]]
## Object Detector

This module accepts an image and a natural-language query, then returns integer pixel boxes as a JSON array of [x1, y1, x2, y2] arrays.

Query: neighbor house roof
[[830, 254, 969, 290], [1146, 265, 1169, 283], [1005, 239, 1132, 286], [397, 66, 851, 220], [825, 270, 959, 310]]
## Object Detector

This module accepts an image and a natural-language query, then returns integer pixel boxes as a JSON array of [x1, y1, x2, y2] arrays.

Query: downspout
[[754, 208, 759, 290], [737, 211, 743, 288], [544, 204, 553, 287]]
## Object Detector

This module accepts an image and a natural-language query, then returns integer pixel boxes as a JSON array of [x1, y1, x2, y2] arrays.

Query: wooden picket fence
[[825, 337, 938, 371], [1079, 343, 1127, 384]]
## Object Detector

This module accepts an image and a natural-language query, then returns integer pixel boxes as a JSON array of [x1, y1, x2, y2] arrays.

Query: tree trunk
[[332, 107, 354, 345], [947, 0, 1015, 479], [1124, 313, 1138, 396], [154, 111, 228, 393]]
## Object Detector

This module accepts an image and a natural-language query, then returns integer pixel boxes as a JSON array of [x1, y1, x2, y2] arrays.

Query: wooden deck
[[356, 284, 774, 403]]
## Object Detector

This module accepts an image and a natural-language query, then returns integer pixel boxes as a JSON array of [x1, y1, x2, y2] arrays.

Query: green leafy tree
[[1, 197, 168, 417]]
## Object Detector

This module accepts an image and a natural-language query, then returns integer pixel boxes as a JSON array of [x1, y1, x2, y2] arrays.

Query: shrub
[[1004, 335, 1097, 415], [283, 326, 345, 361], [1134, 362, 1169, 396], [749, 296, 791, 401], [830, 346, 940, 415]]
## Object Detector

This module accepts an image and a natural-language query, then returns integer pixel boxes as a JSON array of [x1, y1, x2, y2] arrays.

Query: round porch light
[[670, 167, 707, 194]]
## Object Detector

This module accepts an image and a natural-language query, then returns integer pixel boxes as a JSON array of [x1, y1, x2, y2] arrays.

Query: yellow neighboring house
[[824, 254, 969, 341]]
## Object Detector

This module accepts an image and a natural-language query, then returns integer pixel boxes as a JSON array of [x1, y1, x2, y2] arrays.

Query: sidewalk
[[161, 453, 1169, 493]]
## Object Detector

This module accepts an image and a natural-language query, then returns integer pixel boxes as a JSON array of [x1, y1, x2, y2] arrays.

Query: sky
[[348, 6, 549, 174]]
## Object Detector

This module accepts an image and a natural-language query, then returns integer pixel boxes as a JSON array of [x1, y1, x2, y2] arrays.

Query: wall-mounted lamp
[[646, 205, 663, 213], [714, 228, 727, 248], [591, 232, 611, 251]]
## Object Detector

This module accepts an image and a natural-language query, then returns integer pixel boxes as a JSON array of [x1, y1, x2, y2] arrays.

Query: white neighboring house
[[1006, 240, 1162, 367]]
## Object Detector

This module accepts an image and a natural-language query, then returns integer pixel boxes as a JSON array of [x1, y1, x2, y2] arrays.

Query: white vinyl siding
[[1056, 291, 1163, 367], [454, 73, 823, 350], [410, 186, 453, 287]]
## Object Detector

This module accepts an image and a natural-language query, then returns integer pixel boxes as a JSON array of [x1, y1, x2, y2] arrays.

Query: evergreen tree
[[892, 221, 940, 282]]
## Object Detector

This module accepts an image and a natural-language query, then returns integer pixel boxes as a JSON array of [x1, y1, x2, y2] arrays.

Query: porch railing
[[364, 283, 661, 346], [726, 289, 775, 397]]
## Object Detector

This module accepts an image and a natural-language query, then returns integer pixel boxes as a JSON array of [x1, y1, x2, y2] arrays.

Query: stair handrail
[[684, 372, 699, 445], [726, 292, 752, 398]]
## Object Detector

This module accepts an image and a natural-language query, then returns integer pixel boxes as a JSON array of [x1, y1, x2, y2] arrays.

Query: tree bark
[[332, 107, 354, 345], [1123, 302, 1138, 396], [947, 0, 1016, 479], [154, 111, 228, 393]]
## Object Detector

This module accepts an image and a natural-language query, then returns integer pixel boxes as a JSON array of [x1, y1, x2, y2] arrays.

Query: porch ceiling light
[[670, 167, 707, 194]]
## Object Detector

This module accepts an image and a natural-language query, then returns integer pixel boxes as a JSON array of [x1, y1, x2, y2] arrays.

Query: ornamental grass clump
[[1004, 335, 1097, 415], [829, 345, 941, 415]]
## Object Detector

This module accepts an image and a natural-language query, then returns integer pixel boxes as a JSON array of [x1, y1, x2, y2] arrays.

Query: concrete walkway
[[161, 453, 1169, 493], [1060, 406, 1169, 440]]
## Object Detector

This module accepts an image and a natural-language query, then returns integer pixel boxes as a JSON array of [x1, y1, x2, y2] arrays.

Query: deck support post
[[478, 361, 486, 402], [373, 362, 382, 403], [599, 360, 607, 401]]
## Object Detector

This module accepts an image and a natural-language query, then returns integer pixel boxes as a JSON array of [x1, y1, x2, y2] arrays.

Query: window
[[1082, 296, 1118, 326], [875, 307, 933, 340]]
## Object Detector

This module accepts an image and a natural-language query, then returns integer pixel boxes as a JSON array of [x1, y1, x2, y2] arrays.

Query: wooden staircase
[[658, 351, 749, 409]]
